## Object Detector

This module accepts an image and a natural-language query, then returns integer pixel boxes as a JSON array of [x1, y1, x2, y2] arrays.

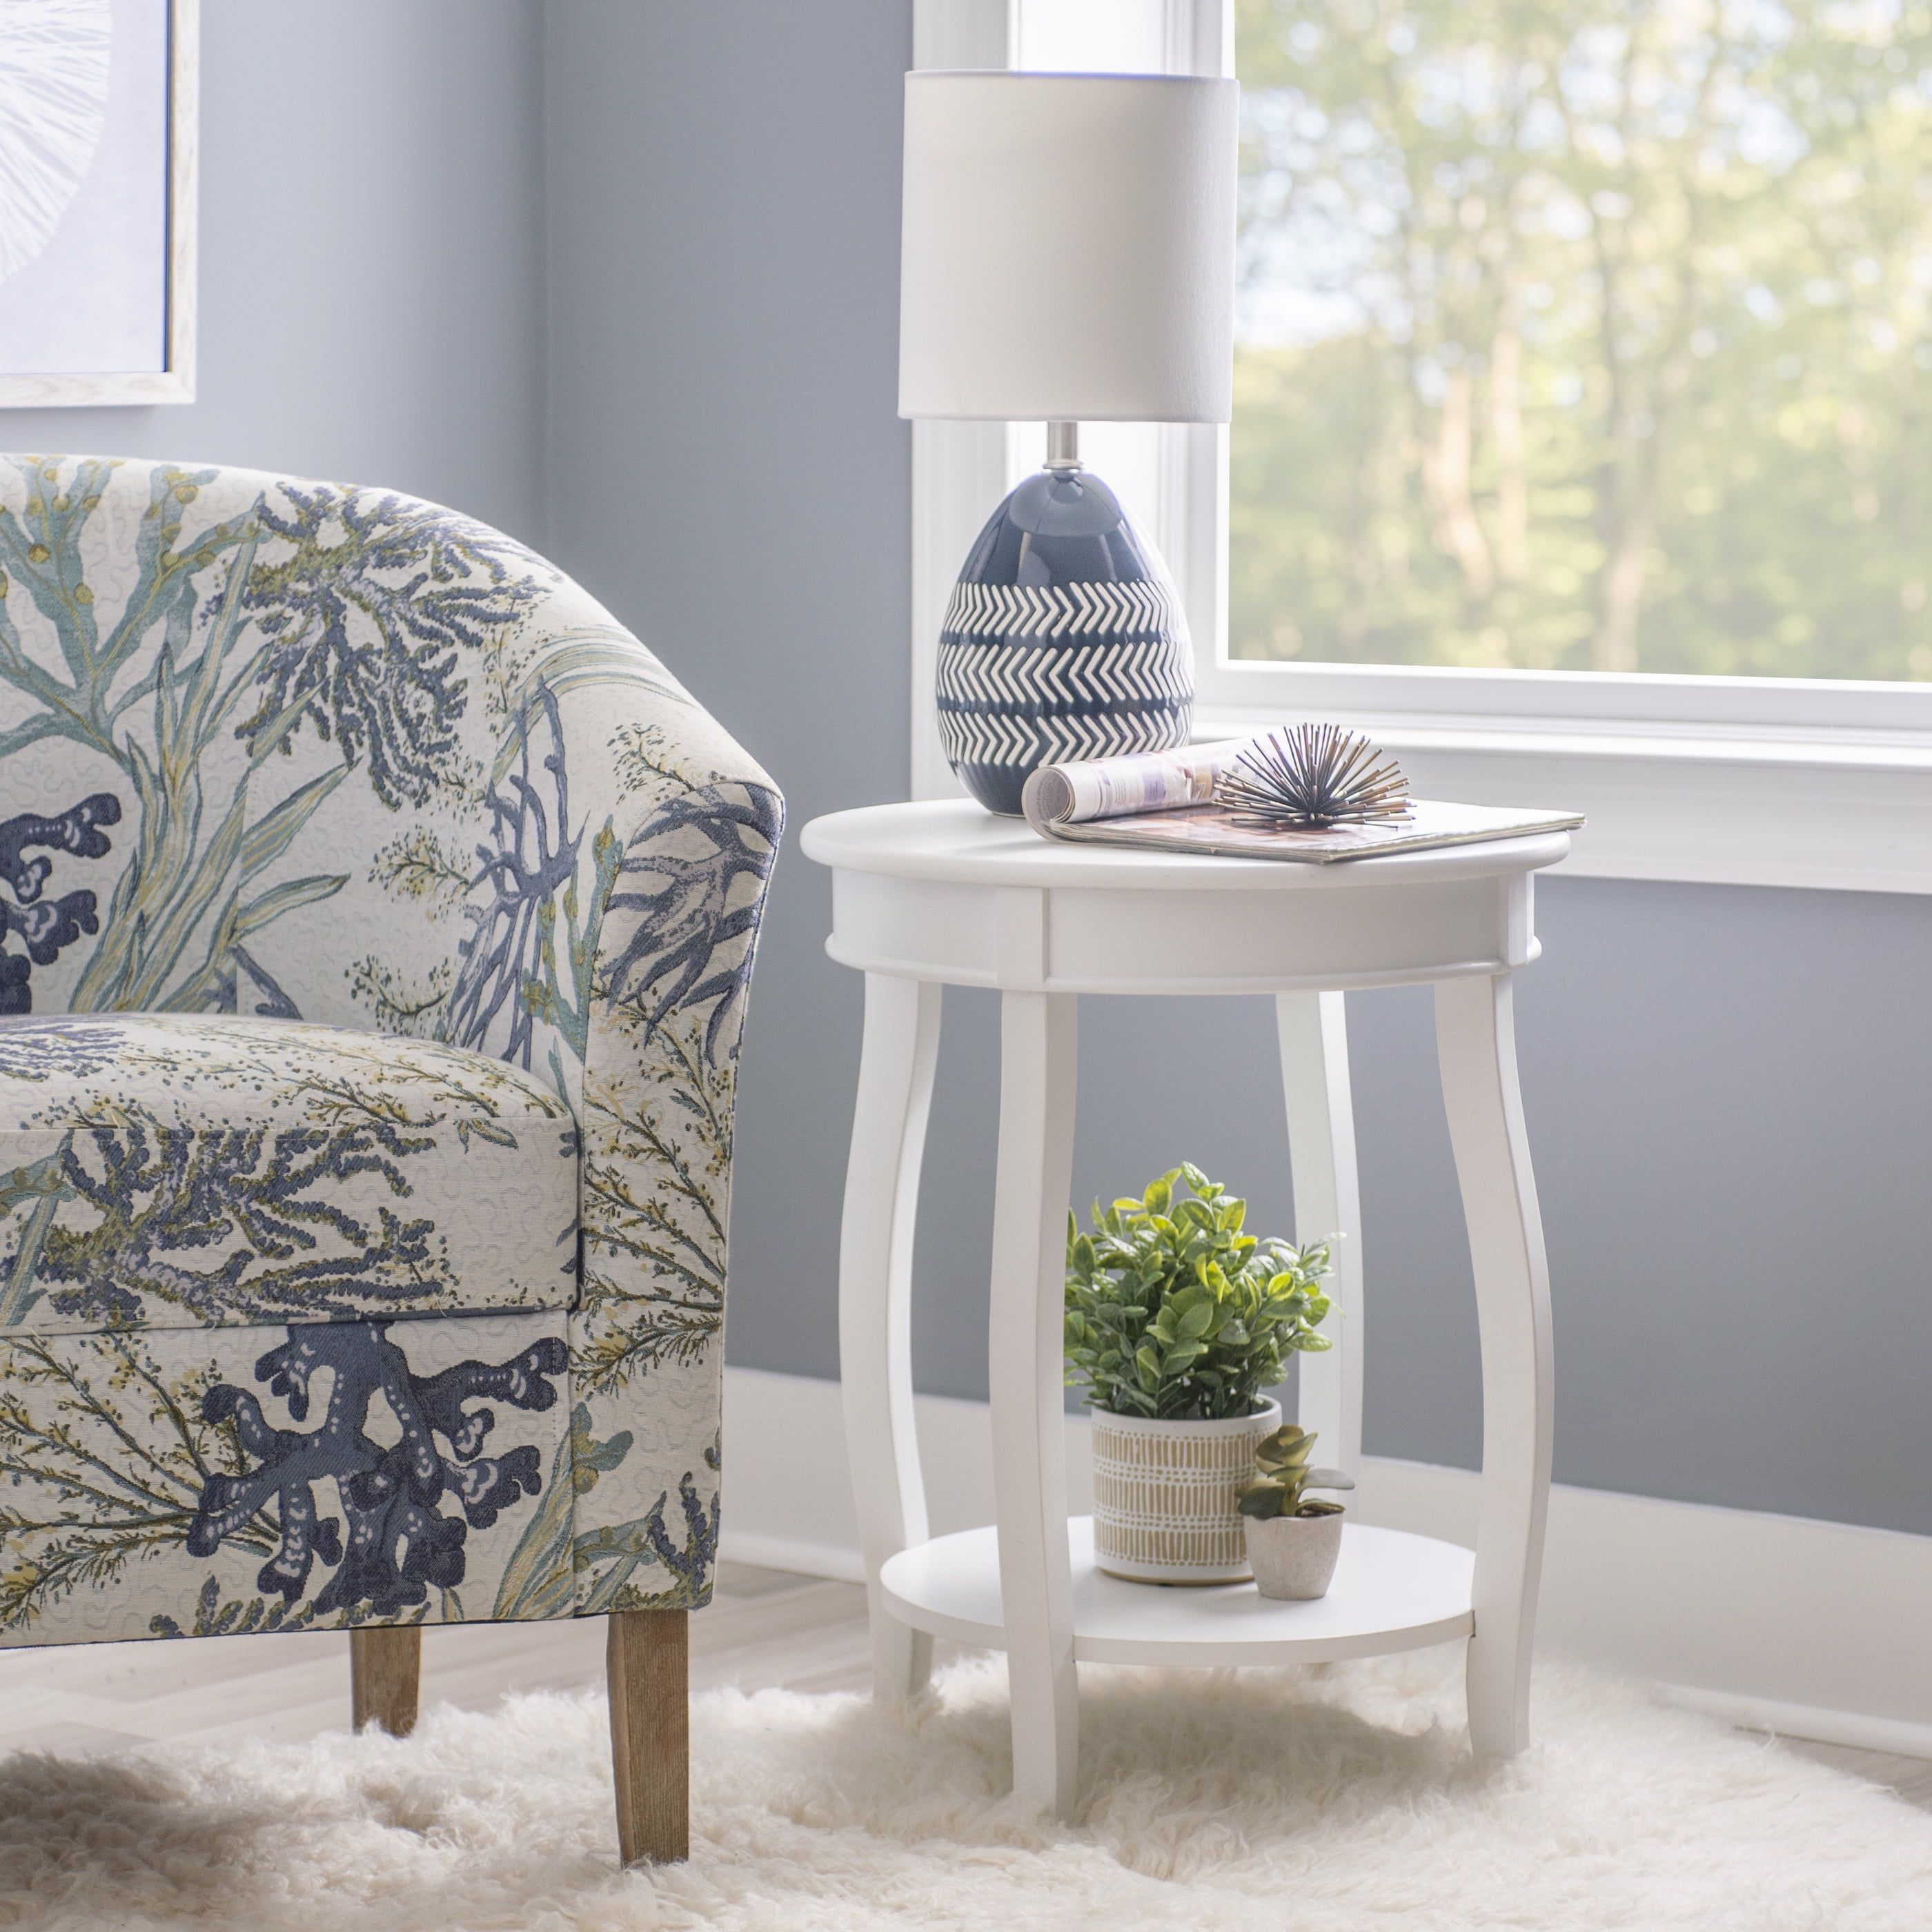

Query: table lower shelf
[[878, 1517, 1475, 1666]]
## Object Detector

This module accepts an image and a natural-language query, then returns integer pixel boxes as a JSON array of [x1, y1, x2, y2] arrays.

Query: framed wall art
[[0, 0, 197, 406]]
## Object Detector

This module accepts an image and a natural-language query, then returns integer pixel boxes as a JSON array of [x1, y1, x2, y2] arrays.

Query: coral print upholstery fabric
[[0, 1015, 578, 1333], [0, 456, 781, 1644]]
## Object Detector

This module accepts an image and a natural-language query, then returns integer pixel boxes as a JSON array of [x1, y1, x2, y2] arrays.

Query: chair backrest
[[0, 455, 747, 1110]]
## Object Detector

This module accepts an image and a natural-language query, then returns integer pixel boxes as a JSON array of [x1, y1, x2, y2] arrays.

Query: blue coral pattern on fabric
[[0, 456, 779, 1642]]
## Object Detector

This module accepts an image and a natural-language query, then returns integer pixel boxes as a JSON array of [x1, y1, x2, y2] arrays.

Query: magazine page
[[1035, 797, 1584, 865], [1020, 743, 1582, 865]]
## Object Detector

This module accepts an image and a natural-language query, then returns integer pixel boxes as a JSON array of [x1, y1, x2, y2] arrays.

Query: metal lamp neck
[[1045, 421, 1082, 473]]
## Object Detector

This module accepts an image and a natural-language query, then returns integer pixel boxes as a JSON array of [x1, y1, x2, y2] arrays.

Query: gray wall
[[1, 0, 546, 544], [15, 3, 1929, 1542], [540, 1, 915, 1419]]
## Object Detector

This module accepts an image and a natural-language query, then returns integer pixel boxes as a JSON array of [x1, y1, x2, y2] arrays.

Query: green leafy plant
[[1063, 1163, 1333, 1421], [1236, 1424, 1355, 1520]]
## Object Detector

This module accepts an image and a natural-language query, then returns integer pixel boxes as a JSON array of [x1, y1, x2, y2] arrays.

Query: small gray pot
[[1244, 1507, 1346, 1601]]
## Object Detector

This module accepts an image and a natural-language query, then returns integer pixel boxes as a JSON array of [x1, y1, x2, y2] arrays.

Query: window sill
[[1196, 704, 1932, 896]]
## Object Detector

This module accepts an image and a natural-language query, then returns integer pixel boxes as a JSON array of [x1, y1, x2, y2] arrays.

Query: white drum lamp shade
[[898, 72, 1238, 424]]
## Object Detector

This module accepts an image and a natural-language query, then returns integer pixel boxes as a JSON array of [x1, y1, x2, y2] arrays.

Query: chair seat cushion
[[0, 1014, 578, 1334]]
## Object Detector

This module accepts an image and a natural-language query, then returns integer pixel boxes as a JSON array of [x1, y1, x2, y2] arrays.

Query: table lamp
[[900, 70, 1238, 815]]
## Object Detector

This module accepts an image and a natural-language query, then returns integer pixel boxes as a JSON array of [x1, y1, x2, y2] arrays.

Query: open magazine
[[1019, 740, 1584, 865]]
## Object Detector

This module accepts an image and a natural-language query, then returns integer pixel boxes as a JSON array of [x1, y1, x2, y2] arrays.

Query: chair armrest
[[437, 592, 782, 1616]]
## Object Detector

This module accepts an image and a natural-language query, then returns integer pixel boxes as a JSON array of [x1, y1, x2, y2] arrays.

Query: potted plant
[[1237, 1425, 1355, 1599], [1065, 1163, 1334, 1584]]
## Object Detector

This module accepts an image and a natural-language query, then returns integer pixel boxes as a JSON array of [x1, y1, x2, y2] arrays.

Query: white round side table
[[802, 798, 1563, 1820]]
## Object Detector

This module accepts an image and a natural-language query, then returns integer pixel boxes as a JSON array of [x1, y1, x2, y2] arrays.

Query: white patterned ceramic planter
[[1245, 1507, 1346, 1601], [1090, 1397, 1282, 1584]]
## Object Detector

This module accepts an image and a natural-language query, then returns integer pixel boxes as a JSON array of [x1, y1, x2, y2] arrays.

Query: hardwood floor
[[0, 1561, 1924, 1817], [1780, 1736, 1932, 1813], [0, 1564, 879, 1758]]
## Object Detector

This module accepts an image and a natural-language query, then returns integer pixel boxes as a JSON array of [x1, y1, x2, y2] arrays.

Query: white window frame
[[909, 0, 1932, 891]]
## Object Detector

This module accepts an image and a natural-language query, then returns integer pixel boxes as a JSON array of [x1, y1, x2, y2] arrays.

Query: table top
[[802, 799, 1571, 894]]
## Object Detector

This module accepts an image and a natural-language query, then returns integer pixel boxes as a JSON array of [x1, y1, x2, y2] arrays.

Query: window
[[1231, 0, 1932, 687]]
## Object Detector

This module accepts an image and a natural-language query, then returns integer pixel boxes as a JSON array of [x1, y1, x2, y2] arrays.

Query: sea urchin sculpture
[[1215, 724, 1410, 830]]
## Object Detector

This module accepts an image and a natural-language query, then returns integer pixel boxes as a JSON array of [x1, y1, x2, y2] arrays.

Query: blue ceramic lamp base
[[936, 432, 1194, 816]]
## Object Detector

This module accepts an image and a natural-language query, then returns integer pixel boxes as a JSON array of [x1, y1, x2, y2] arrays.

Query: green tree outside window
[[1233, 0, 1932, 680]]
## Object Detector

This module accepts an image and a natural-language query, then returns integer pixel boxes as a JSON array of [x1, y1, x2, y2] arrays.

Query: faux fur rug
[[4, 1649, 1930, 1931]]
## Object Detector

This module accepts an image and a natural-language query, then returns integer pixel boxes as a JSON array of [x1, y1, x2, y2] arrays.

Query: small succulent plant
[[1236, 1424, 1356, 1520]]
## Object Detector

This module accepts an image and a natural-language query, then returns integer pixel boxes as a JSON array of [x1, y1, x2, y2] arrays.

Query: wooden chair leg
[[350, 1625, 421, 1736], [607, 1608, 689, 1864]]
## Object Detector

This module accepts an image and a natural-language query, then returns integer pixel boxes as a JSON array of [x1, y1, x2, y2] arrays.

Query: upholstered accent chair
[[0, 457, 780, 1863]]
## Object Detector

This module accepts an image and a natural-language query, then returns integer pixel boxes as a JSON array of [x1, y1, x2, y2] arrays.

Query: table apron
[[827, 869, 1539, 994]]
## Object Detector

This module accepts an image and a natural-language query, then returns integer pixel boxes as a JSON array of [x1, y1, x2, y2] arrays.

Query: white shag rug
[[5, 1649, 1931, 1931]]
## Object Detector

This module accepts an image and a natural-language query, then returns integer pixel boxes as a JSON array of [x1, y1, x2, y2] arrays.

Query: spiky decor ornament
[[1214, 724, 1411, 830]]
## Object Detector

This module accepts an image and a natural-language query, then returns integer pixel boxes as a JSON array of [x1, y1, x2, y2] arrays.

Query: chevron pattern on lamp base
[[936, 465, 1195, 816]]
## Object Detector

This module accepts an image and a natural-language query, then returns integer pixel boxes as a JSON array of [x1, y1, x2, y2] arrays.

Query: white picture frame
[[0, 0, 198, 408]]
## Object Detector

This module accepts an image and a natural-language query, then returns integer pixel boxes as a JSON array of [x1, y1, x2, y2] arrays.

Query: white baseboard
[[722, 1531, 866, 1585], [720, 1366, 1932, 1759], [1662, 1687, 1932, 1762]]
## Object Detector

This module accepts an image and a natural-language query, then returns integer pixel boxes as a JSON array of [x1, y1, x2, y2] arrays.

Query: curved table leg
[[989, 989, 1080, 1817], [839, 972, 943, 1704], [1434, 971, 1555, 1759], [1276, 990, 1363, 1473]]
